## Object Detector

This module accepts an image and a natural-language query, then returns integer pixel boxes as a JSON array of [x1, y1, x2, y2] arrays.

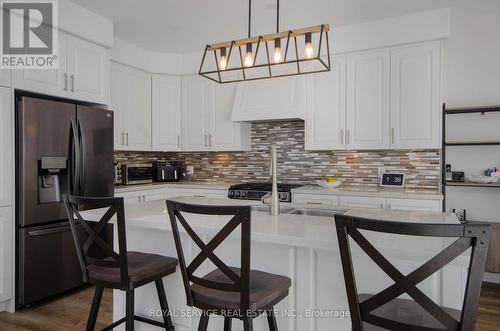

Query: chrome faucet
[[262, 145, 280, 216]]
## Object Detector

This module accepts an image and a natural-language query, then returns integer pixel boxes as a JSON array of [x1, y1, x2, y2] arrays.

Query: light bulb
[[219, 48, 227, 70], [273, 38, 281, 63], [305, 32, 313, 59], [244, 43, 253, 67]]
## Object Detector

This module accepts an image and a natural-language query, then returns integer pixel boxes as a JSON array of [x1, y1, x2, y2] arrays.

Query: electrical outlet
[[186, 165, 194, 175]]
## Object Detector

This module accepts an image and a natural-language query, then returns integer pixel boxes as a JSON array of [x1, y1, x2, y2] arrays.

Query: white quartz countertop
[[292, 185, 443, 200], [83, 197, 465, 265], [114, 181, 233, 193]]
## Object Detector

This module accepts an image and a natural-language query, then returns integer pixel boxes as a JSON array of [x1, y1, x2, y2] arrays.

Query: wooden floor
[[0, 283, 500, 330]]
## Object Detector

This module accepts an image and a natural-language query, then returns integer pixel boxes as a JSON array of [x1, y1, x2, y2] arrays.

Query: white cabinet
[[152, 75, 181, 151], [231, 74, 306, 122], [181, 75, 210, 151], [306, 55, 347, 150], [387, 198, 441, 212], [111, 62, 151, 151], [0, 207, 13, 303], [182, 75, 250, 151], [347, 49, 390, 150], [13, 33, 109, 104], [339, 196, 386, 209], [293, 194, 339, 207], [66, 36, 109, 104], [115, 187, 228, 206], [0, 88, 12, 207], [390, 42, 441, 149]]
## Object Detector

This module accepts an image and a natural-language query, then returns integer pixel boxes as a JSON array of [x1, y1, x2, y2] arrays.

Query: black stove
[[228, 182, 302, 202]]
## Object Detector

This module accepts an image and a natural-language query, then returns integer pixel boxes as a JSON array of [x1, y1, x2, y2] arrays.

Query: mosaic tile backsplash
[[115, 120, 441, 189]]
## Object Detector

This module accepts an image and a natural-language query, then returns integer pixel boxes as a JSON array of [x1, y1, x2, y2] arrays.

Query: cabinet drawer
[[293, 194, 339, 207], [387, 198, 441, 212], [339, 196, 385, 209], [114, 191, 142, 205]]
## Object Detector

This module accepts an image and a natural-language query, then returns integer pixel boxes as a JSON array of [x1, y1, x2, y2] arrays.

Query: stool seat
[[191, 267, 291, 311], [359, 294, 461, 330], [87, 251, 178, 289]]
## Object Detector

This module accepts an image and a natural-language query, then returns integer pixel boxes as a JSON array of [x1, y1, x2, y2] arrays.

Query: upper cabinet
[[347, 49, 391, 150], [231, 74, 306, 122], [0, 70, 11, 88], [390, 42, 441, 149], [305, 41, 441, 151], [182, 75, 251, 152], [306, 55, 347, 150], [0, 88, 12, 207], [13, 33, 109, 105], [66, 36, 109, 105], [111, 62, 151, 151], [152, 75, 181, 151]]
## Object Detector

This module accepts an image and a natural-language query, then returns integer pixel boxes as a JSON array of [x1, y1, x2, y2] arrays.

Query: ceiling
[[70, 0, 488, 53]]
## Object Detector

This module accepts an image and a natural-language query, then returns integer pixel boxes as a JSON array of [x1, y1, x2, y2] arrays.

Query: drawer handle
[[307, 202, 324, 205]]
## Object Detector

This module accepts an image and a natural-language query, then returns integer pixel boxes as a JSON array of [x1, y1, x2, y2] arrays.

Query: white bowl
[[466, 175, 497, 184], [315, 180, 342, 188]]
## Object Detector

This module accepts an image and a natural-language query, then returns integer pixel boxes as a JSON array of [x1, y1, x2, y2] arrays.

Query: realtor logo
[[1, 0, 58, 69]]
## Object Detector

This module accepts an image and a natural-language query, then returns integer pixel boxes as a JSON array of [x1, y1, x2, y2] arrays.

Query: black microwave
[[121, 163, 153, 185]]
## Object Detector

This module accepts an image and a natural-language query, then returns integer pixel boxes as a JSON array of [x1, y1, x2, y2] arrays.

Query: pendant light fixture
[[199, 0, 331, 83]]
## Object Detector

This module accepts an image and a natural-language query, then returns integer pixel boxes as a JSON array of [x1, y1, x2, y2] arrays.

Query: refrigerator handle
[[77, 118, 87, 196], [70, 119, 80, 196]]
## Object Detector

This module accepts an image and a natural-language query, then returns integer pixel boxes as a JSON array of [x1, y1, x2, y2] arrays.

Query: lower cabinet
[[115, 187, 229, 205], [386, 198, 441, 212], [293, 194, 339, 207], [339, 196, 386, 209], [0, 206, 13, 304]]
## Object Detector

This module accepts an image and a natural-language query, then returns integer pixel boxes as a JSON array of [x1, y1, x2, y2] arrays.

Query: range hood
[[231, 74, 306, 122]]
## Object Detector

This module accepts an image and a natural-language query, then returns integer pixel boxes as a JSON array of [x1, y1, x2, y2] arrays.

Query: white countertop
[[114, 181, 233, 193], [83, 196, 464, 264], [292, 185, 443, 200]]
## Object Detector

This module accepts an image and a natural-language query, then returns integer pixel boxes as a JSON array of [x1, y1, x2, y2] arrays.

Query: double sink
[[251, 205, 346, 217]]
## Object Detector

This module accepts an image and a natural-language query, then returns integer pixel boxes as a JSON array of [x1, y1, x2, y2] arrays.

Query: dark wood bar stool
[[166, 199, 291, 331], [335, 214, 491, 331], [63, 195, 178, 331]]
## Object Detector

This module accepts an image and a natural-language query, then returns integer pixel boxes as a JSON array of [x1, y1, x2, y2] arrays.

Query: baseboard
[[483, 272, 500, 284]]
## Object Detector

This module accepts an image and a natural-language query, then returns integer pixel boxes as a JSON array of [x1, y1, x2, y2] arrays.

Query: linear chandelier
[[199, 0, 331, 83]]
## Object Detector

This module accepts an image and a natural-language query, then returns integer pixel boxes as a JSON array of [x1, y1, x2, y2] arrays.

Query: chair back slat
[[63, 195, 129, 288], [166, 200, 251, 314], [335, 214, 491, 331]]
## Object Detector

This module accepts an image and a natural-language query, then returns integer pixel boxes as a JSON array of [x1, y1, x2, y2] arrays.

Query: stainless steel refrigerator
[[16, 95, 114, 307]]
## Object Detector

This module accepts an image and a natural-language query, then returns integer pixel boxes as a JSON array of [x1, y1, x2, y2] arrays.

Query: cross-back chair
[[63, 195, 178, 331], [166, 199, 291, 331], [335, 214, 491, 331]]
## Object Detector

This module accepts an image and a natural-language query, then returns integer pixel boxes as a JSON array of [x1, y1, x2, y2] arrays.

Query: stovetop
[[228, 182, 303, 202]]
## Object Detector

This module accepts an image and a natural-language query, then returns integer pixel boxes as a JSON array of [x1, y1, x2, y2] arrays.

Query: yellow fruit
[[325, 176, 337, 182]]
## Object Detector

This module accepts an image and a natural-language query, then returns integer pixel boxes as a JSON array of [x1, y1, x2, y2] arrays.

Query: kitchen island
[[83, 197, 468, 331]]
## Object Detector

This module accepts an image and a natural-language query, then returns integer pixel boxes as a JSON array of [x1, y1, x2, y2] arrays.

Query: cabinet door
[[347, 50, 390, 150], [0, 88, 12, 207], [114, 191, 142, 205], [0, 207, 13, 302], [125, 69, 151, 151], [181, 76, 210, 151], [209, 78, 251, 151], [387, 198, 441, 212], [390, 42, 441, 149], [339, 196, 386, 209], [110, 62, 128, 149], [231, 74, 306, 121], [12, 35, 67, 98], [152, 75, 181, 151], [306, 55, 346, 150], [67, 35, 109, 104]]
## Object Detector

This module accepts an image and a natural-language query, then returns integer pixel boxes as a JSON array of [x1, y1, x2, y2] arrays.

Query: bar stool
[[166, 199, 291, 331], [63, 195, 178, 331], [335, 214, 491, 331]]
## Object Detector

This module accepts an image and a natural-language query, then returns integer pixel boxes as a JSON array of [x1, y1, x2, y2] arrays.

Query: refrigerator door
[[76, 105, 114, 199], [17, 97, 76, 227]]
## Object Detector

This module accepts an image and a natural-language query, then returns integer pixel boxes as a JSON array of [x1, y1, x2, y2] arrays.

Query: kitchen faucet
[[262, 145, 280, 215]]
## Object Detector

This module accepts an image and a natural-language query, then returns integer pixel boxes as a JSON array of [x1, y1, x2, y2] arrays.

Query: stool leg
[[198, 312, 209, 331], [126, 289, 135, 331], [86, 286, 104, 331], [224, 317, 232, 331], [266, 308, 278, 331], [243, 318, 253, 331], [155, 279, 174, 330]]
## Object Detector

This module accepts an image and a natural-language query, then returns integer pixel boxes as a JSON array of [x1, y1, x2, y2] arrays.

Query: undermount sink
[[287, 208, 347, 217]]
